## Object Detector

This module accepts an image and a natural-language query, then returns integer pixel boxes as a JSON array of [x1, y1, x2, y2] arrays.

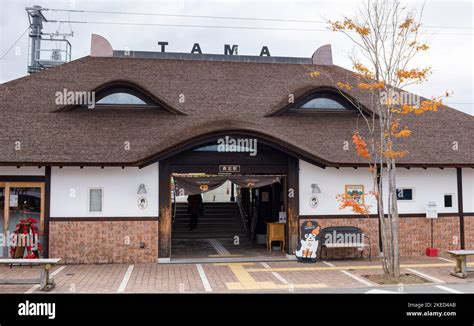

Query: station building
[[0, 35, 473, 263]]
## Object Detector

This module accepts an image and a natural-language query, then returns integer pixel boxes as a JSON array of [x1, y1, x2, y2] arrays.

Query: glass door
[[0, 182, 45, 258]]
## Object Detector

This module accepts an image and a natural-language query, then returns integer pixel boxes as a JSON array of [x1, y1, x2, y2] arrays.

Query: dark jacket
[[187, 194, 203, 215]]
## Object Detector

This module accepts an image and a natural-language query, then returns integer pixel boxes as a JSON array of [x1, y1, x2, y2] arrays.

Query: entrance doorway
[[171, 174, 287, 262], [155, 133, 300, 263], [0, 182, 45, 257]]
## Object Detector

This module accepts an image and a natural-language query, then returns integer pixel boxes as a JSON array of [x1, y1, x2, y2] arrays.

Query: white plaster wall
[[299, 160, 376, 215], [299, 161, 462, 215], [0, 166, 45, 175], [50, 164, 159, 217], [382, 168, 458, 214], [463, 168, 474, 212]]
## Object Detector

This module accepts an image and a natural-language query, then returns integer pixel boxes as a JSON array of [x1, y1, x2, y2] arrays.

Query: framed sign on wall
[[345, 185, 364, 205]]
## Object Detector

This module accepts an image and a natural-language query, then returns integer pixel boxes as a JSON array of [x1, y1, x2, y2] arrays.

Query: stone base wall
[[49, 220, 158, 264], [48, 216, 470, 263], [464, 216, 474, 250], [300, 215, 463, 258], [399, 216, 460, 256]]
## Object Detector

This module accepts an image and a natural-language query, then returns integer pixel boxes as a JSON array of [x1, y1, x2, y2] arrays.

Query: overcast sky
[[0, 0, 472, 115]]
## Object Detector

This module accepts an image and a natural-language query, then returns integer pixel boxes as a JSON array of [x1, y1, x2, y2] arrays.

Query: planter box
[[425, 247, 439, 257]]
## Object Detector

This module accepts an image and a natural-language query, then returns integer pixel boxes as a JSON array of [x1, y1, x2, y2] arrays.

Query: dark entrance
[[171, 174, 285, 261], [157, 133, 300, 262]]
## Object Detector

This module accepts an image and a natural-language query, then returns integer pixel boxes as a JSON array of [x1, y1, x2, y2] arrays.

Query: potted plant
[[9, 218, 42, 259]]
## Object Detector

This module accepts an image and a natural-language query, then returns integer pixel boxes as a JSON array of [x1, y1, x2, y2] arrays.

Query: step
[[173, 227, 246, 233], [174, 228, 245, 233], [175, 210, 240, 215], [173, 234, 248, 239], [175, 204, 238, 206], [175, 223, 243, 228], [174, 216, 243, 220], [174, 218, 243, 223]]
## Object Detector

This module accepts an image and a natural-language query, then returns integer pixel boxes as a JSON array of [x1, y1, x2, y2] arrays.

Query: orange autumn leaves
[[396, 67, 431, 84], [329, 18, 370, 36], [358, 81, 385, 90], [389, 119, 412, 138], [353, 119, 411, 162], [398, 97, 444, 115], [336, 81, 352, 91], [336, 193, 372, 216], [352, 133, 370, 159]]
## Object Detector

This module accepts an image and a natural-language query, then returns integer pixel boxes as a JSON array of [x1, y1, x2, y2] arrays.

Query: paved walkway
[[0, 256, 472, 293]]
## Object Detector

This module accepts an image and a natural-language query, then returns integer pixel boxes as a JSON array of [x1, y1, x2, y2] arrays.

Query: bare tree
[[327, 0, 445, 278]]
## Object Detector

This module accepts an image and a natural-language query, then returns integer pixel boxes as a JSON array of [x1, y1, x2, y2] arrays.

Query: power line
[[54, 20, 331, 32], [45, 7, 474, 30], [50, 20, 474, 35], [45, 8, 327, 24], [0, 26, 29, 60]]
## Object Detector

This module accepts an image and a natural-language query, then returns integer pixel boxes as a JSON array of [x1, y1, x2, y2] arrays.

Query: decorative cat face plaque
[[137, 197, 148, 210], [309, 195, 319, 209]]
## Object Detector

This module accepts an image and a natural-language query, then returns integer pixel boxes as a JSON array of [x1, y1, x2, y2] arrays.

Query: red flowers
[[9, 217, 42, 259]]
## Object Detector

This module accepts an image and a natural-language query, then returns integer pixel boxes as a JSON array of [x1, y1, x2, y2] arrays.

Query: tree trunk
[[376, 165, 390, 274], [388, 158, 400, 277]]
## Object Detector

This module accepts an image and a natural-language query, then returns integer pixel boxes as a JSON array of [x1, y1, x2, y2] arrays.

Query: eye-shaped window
[[96, 92, 148, 105], [299, 97, 347, 110], [56, 80, 185, 115], [267, 88, 366, 116], [92, 85, 159, 109]]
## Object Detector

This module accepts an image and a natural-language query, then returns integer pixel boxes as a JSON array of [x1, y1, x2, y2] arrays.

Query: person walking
[[187, 194, 203, 230]]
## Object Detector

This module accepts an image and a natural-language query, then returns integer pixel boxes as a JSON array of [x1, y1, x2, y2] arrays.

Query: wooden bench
[[0, 258, 62, 291], [320, 226, 371, 260], [447, 250, 474, 279]]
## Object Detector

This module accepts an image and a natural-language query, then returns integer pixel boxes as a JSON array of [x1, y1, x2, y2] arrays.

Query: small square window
[[89, 188, 103, 212], [396, 188, 413, 201], [444, 194, 453, 208]]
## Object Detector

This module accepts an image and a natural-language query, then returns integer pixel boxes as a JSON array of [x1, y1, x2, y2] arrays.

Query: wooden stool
[[266, 222, 285, 252]]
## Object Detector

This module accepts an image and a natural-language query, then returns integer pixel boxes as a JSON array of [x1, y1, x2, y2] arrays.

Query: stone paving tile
[[347, 261, 471, 287], [277, 269, 363, 288], [49, 264, 129, 293], [0, 256, 471, 294], [402, 266, 474, 284], [0, 265, 64, 293], [125, 263, 206, 293], [201, 263, 240, 292]]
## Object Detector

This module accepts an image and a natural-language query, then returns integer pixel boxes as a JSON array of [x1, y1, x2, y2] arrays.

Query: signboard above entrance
[[219, 165, 240, 173]]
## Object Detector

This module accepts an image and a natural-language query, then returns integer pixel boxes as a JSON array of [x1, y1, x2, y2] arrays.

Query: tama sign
[[157, 41, 272, 56]]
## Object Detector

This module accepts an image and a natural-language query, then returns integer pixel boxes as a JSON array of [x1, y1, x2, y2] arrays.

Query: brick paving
[[0, 255, 472, 293]]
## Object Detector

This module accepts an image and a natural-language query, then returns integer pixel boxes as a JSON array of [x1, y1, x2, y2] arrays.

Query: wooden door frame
[[158, 157, 299, 260]]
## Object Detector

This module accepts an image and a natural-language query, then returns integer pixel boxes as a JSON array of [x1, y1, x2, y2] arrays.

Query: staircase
[[173, 202, 247, 239]]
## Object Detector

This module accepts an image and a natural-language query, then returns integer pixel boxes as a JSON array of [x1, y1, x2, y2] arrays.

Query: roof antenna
[[26, 5, 73, 74]]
